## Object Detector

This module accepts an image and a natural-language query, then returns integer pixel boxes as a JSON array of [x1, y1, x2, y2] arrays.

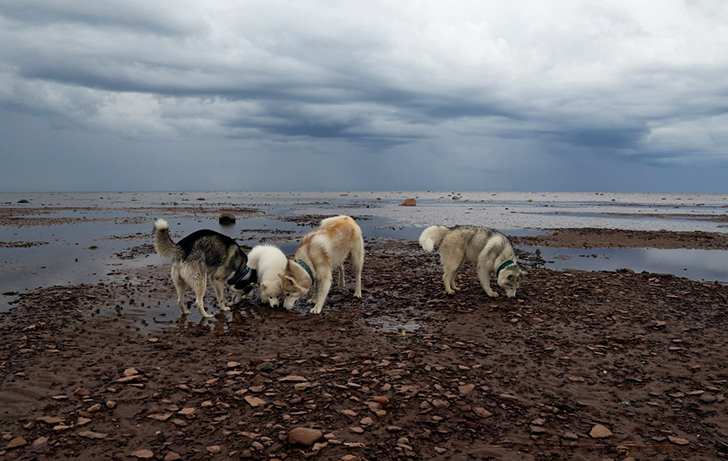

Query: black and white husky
[[153, 219, 255, 318], [419, 225, 524, 298]]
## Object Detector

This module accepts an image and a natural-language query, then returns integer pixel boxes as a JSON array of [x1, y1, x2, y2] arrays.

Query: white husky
[[243, 244, 288, 308], [419, 225, 524, 298], [280, 215, 364, 314]]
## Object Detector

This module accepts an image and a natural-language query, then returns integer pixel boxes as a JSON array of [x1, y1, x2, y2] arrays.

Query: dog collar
[[496, 260, 514, 278], [227, 265, 251, 285], [297, 260, 314, 280]]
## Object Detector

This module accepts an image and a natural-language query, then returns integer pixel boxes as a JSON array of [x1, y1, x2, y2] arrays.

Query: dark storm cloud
[[1, 1, 727, 192]]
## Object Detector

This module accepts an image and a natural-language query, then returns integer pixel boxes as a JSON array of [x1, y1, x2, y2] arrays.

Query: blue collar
[[297, 260, 313, 280], [227, 265, 251, 285], [496, 260, 514, 278]]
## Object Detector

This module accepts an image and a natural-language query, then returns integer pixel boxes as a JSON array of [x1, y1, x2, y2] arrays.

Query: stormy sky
[[1, 1, 727, 193]]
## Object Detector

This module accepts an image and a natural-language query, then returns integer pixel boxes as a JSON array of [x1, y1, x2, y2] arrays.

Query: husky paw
[[309, 306, 323, 315], [307, 298, 317, 305], [220, 305, 230, 312], [486, 291, 499, 298]]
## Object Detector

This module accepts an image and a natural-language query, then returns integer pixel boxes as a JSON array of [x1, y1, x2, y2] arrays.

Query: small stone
[[360, 417, 375, 427], [279, 375, 308, 382], [207, 445, 222, 453], [76, 417, 91, 426], [6, 437, 28, 449], [668, 436, 690, 446], [32, 437, 48, 448], [219, 213, 236, 225], [227, 361, 241, 369], [431, 399, 450, 409], [473, 407, 493, 418], [124, 367, 139, 376], [87, 403, 102, 412], [131, 449, 155, 459], [36, 416, 64, 425], [164, 452, 182, 461], [700, 393, 717, 404], [400, 198, 416, 206], [350, 426, 364, 434], [244, 396, 266, 407], [312, 442, 328, 451], [179, 408, 195, 418], [589, 424, 612, 439], [288, 427, 323, 446], [341, 409, 357, 417], [77, 431, 109, 439], [563, 432, 579, 440], [147, 413, 173, 421], [73, 388, 91, 397], [458, 384, 475, 396]]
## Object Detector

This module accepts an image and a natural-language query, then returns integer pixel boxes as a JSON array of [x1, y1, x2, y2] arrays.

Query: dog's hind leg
[[351, 239, 364, 298], [441, 252, 464, 295], [171, 266, 190, 315], [337, 264, 345, 288], [310, 272, 332, 314]]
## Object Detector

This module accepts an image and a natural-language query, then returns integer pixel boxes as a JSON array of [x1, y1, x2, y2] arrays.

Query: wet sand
[[1, 197, 728, 460]]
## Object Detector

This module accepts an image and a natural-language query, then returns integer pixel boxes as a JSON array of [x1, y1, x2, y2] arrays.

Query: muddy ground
[[1, 228, 727, 460]]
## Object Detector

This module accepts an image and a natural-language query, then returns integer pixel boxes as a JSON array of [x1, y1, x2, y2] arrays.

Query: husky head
[[259, 281, 281, 308], [279, 260, 313, 310], [497, 263, 525, 298]]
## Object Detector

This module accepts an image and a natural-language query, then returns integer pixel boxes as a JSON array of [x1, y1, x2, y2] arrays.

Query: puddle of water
[[521, 245, 728, 283]]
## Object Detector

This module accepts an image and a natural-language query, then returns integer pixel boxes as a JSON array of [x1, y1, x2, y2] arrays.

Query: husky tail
[[153, 219, 181, 260], [419, 226, 450, 253]]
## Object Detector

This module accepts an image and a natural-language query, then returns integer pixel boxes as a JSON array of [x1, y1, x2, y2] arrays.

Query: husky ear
[[284, 275, 298, 287], [278, 273, 285, 281], [261, 281, 268, 290]]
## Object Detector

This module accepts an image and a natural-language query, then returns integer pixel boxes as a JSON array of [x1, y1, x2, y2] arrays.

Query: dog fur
[[153, 219, 253, 318], [419, 225, 524, 298], [280, 215, 364, 314], [242, 244, 288, 308]]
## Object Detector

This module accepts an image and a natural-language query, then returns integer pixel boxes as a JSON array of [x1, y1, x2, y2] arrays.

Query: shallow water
[[2, 191, 728, 313]]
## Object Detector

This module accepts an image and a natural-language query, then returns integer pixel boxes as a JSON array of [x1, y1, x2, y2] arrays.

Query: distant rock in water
[[219, 213, 236, 225], [400, 198, 417, 207], [17, 199, 30, 203]]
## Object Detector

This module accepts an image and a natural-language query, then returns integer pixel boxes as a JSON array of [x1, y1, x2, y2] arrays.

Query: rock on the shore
[[400, 198, 416, 206], [589, 424, 613, 438], [219, 213, 236, 225], [6, 437, 28, 449], [288, 427, 323, 446]]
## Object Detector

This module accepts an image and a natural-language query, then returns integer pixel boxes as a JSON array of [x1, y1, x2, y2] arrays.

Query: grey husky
[[153, 219, 255, 318], [419, 225, 524, 298]]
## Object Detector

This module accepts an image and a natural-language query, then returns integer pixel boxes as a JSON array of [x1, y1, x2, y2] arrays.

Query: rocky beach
[[1, 192, 727, 460]]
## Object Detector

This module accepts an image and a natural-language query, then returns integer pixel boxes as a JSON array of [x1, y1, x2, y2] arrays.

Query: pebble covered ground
[[1, 229, 727, 460]]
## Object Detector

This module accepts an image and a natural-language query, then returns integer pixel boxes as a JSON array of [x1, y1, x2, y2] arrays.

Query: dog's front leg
[[212, 279, 230, 312], [476, 263, 498, 298], [310, 273, 332, 314]]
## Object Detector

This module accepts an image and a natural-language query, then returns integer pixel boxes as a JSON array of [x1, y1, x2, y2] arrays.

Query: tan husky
[[280, 215, 364, 314]]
